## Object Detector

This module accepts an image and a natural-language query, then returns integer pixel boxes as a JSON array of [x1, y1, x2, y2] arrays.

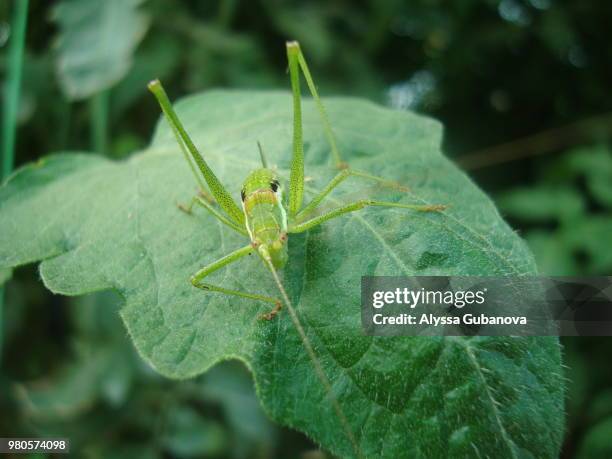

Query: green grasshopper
[[149, 41, 445, 456], [148, 41, 444, 321]]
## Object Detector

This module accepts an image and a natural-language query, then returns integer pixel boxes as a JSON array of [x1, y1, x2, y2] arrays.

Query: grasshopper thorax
[[241, 168, 288, 268]]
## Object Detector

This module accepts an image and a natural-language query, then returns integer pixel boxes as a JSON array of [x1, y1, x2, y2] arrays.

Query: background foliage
[[1, 0, 611, 457]]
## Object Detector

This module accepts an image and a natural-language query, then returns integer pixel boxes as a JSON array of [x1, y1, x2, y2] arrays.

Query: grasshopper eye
[[240, 189, 246, 201], [270, 180, 279, 192]]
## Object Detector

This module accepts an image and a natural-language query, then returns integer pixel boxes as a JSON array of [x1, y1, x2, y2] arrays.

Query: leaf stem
[[90, 90, 109, 154], [1, 0, 29, 364]]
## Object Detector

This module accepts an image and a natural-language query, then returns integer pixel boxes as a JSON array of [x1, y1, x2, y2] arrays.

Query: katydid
[[148, 41, 444, 321], [149, 41, 445, 457]]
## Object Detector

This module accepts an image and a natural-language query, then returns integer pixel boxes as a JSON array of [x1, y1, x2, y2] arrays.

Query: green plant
[[0, 89, 564, 457], [498, 145, 612, 276], [1, 0, 29, 363]]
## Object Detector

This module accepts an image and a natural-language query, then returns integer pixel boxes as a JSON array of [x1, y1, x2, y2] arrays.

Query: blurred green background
[[1, 0, 611, 457]]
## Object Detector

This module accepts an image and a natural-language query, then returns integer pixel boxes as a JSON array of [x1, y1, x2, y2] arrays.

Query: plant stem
[[459, 111, 612, 170], [2, 0, 28, 178], [1, 0, 29, 364], [90, 90, 109, 154]]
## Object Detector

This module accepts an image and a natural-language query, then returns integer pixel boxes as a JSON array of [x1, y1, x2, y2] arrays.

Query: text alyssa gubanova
[[372, 313, 527, 326]]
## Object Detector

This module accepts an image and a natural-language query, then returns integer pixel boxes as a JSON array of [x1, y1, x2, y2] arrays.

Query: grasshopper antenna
[[257, 141, 269, 168], [261, 256, 363, 459]]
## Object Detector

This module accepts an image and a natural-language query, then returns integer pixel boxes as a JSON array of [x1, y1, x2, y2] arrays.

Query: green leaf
[[498, 185, 584, 222], [199, 362, 277, 448], [564, 216, 612, 273], [15, 342, 118, 420], [576, 417, 612, 459], [566, 145, 612, 208], [162, 406, 227, 457], [110, 35, 181, 121], [52, 0, 150, 100], [525, 230, 578, 276], [587, 389, 612, 424], [0, 91, 564, 458]]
